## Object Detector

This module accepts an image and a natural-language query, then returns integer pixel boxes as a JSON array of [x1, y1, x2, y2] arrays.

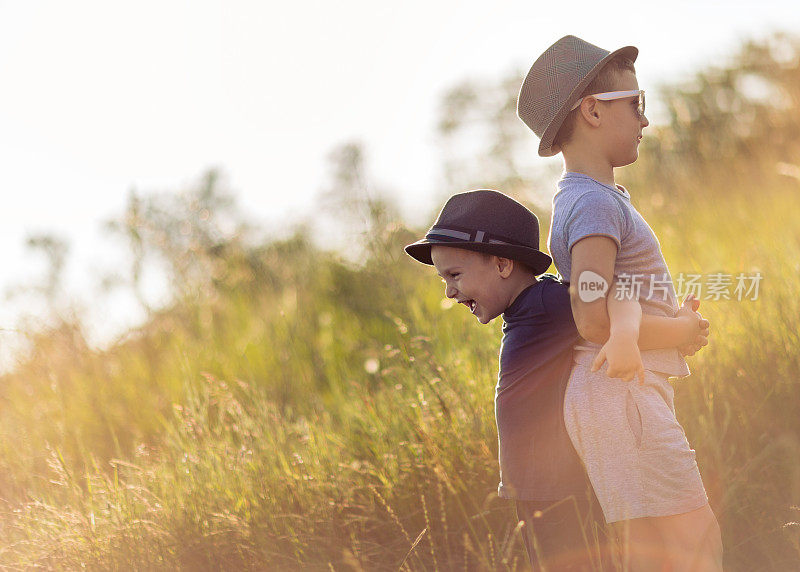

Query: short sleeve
[[564, 191, 626, 253]]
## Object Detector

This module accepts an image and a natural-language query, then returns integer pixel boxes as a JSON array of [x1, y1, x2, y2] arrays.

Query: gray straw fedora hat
[[517, 35, 638, 157], [404, 189, 552, 275]]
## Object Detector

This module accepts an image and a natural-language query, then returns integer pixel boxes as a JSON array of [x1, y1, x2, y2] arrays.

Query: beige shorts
[[564, 350, 708, 523]]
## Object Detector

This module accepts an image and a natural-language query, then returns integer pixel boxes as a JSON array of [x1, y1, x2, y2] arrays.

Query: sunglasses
[[570, 89, 645, 117]]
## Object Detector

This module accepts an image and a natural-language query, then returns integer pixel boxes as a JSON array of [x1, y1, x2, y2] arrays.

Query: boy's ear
[[579, 98, 603, 126], [496, 256, 514, 278]]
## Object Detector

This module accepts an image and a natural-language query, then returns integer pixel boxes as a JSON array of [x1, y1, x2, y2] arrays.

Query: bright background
[[2, 0, 799, 357]]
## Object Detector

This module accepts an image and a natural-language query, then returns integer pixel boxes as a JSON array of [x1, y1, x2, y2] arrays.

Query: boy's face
[[430, 245, 513, 325], [600, 69, 650, 167]]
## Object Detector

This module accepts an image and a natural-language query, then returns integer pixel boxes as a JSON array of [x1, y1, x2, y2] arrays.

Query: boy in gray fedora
[[518, 35, 723, 570], [404, 189, 707, 570]]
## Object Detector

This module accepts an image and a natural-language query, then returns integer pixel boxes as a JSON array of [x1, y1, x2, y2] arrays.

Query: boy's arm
[[569, 237, 709, 348], [571, 237, 709, 381], [568, 235, 617, 344], [596, 287, 646, 383], [593, 294, 710, 381], [609, 286, 710, 352], [639, 299, 710, 352], [569, 236, 646, 382]]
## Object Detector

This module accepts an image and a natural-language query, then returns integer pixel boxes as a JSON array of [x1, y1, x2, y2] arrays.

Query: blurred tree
[[103, 169, 254, 308], [25, 234, 69, 312], [622, 31, 800, 206], [658, 32, 800, 170], [103, 189, 150, 312], [314, 141, 425, 325], [3, 233, 74, 326], [316, 141, 402, 263], [435, 74, 564, 220]]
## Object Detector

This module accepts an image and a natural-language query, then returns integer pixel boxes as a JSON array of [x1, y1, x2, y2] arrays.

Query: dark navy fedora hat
[[404, 189, 552, 275]]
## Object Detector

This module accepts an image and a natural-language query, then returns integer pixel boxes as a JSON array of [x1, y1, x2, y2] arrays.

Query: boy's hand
[[591, 332, 646, 385], [676, 295, 710, 356]]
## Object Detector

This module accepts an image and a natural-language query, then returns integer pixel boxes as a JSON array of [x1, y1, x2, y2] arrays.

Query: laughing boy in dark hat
[[406, 189, 605, 569]]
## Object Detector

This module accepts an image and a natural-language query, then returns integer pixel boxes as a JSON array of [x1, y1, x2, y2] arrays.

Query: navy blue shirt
[[495, 274, 589, 500]]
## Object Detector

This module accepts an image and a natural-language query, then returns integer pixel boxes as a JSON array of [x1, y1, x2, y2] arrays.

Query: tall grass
[[0, 169, 799, 569]]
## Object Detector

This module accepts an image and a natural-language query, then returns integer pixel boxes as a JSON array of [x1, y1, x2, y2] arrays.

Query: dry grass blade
[[397, 527, 428, 571]]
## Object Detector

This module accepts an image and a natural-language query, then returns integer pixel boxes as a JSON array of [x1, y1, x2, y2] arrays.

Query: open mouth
[[460, 300, 477, 314]]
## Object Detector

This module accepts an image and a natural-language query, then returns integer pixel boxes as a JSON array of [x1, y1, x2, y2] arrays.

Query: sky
[[1, 0, 799, 365]]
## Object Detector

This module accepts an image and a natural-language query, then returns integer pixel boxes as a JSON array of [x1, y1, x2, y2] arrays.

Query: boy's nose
[[445, 284, 458, 298], [641, 113, 650, 128]]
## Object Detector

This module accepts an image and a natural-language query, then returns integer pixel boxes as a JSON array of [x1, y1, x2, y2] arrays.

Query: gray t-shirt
[[548, 171, 690, 377]]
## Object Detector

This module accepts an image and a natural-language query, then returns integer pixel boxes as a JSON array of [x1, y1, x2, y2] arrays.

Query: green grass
[[0, 174, 799, 569]]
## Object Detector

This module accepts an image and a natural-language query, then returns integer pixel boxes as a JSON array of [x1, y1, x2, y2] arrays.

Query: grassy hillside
[[0, 177, 799, 569]]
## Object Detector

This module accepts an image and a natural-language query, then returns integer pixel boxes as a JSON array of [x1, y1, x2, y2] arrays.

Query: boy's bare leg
[[653, 504, 723, 571], [611, 518, 666, 570], [613, 505, 721, 571]]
